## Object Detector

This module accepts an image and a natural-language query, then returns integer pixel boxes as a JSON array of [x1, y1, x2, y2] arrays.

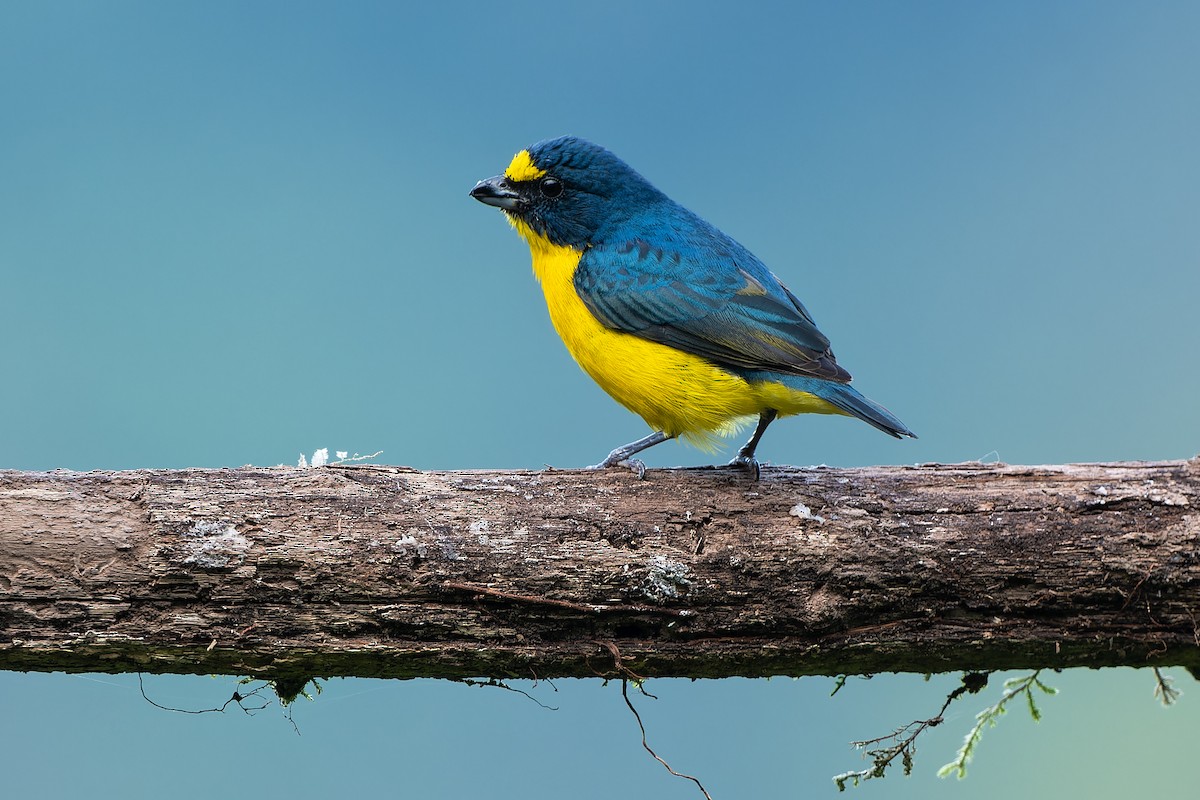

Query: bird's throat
[[509, 216, 582, 287]]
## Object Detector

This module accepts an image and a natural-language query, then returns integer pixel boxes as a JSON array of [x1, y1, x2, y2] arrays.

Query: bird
[[470, 136, 914, 478]]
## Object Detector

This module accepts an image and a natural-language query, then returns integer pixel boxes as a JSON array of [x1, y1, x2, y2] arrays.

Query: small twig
[[591, 640, 653, 696], [1119, 573, 1151, 612], [528, 668, 557, 693], [138, 673, 271, 716], [284, 704, 301, 736], [830, 674, 874, 697], [443, 582, 606, 614], [592, 641, 710, 798], [621, 678, 713, 800], [455, 677, 560, 711], [329, 450, 384, 465], [834, 671, 991, 790], [1152, 667, 1182, 706], [442, 581, 689, 617], [821, 619, 910, 640]]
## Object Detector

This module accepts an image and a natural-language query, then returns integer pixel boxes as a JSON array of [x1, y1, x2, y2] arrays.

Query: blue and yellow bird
[[471, 136, 914, 476]]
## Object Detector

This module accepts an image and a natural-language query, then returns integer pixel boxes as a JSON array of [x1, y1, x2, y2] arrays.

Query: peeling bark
[[1, 460, 1198, 681]]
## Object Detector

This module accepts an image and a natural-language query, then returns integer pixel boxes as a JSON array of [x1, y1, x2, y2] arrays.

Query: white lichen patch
[[641, 555, 692, 601], [789, 502, 826, 524], [295, 447, 382, 468], [181, 521, 251, 568], [469, 519, 491, 544], [390, 534, 429, 558]]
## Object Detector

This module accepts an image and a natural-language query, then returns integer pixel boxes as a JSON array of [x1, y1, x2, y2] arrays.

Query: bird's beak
[[470, 175, 524, 211]]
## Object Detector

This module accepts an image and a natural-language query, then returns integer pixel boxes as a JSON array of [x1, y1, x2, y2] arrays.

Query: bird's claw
[[619, 458, 648, 479], [727, 454, 762, 482]]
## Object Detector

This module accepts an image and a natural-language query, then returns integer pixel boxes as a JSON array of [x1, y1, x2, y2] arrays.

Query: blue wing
[[575, 214, 851, 383]]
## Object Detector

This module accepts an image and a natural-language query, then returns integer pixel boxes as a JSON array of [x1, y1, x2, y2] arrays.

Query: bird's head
[[470, 136, 663, 250]]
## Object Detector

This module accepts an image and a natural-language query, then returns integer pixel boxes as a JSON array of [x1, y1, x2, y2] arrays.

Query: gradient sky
[[2, 3, 1198, 798]]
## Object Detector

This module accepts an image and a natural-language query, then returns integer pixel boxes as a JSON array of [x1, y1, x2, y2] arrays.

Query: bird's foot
[[587, 456, 648, 480], [586, 431, 669, 479], [727, 454, 763, 482], [589, 451, 624, 470]]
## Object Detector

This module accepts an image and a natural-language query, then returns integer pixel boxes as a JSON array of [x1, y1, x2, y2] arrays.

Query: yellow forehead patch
[[504, 149, 546, 182]]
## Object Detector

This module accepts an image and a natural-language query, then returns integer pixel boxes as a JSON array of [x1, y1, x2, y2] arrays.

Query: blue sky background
[[2, 2, 1198, 797]]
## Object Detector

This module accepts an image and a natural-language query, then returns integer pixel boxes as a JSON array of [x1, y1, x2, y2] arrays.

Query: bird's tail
[[813, 381, 916, 439], [740, 370, 917, 439]]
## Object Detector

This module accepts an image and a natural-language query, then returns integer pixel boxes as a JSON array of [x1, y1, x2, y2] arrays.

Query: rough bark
[[2, 460, 1198, 683]]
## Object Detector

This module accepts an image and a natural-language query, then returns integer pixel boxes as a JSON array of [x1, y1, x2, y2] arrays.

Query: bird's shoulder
[[584, 204, 750, 284]]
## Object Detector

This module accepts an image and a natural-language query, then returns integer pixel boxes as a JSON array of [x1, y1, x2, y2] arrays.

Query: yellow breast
[[509, 218, 843, 448]]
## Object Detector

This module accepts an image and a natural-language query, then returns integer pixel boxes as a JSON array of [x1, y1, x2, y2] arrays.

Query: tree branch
[[2, 460, 1198, 680]]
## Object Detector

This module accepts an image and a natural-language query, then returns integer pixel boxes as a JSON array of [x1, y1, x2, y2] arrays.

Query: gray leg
[[727, 410, 777, 480], [589, 431, 673, 479]]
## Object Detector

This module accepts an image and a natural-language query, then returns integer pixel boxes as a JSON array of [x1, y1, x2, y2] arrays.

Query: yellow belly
[[516, 223, 843, 449]]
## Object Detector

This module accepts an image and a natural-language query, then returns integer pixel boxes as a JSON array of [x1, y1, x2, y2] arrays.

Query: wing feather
[[575, 228, 851, 383]]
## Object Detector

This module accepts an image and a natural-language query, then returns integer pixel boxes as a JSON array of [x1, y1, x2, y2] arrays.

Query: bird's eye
[[539, 177, 564, 199]]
